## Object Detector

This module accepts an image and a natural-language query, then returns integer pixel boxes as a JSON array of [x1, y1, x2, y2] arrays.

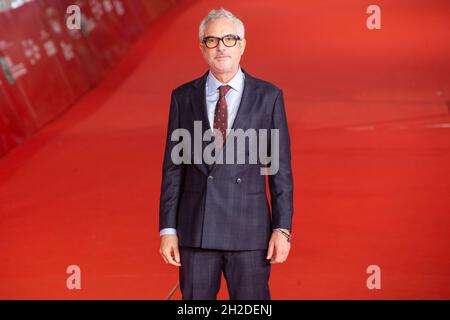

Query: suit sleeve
[[268, 89, 294, 231], [159, 90, 185, 231]]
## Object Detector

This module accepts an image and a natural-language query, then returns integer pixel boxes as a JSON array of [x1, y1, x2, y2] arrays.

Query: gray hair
[[198, 8, 245, 41]]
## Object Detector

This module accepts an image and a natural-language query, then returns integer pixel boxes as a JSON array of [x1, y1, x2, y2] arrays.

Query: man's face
[[200, 17, 246, 76]]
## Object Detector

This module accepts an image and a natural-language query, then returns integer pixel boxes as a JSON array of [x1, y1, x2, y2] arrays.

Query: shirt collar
[[206, 67, 245, 95]]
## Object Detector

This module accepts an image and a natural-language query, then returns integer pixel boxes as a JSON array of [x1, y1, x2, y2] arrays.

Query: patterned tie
[[213, 85, 231, 146]]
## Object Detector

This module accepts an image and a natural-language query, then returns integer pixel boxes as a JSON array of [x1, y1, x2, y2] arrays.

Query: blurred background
[[0, 0, 449, 299], [0, 0, 177, 156]]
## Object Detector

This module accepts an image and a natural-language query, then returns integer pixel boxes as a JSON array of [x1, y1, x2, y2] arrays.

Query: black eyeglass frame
[[202, 34, 242, 49]]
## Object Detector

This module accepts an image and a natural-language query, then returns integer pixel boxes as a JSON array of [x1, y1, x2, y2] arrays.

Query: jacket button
[[208, 175, 214, 180], [236, 178, 242, 184]]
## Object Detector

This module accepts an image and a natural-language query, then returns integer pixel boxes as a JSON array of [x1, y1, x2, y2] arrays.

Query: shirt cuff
[[160, 228, 177, 236]]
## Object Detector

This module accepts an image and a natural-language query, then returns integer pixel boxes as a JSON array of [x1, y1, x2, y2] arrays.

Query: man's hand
[[160, 234, 181, 267], [266, 230, 291, 264]]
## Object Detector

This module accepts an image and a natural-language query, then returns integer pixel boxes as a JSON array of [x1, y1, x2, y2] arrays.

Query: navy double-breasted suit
[[159, 68, 293, 252]]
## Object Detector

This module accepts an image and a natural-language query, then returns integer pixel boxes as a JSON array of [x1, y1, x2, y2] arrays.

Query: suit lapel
[[229, 68, 257, 133], [189, 71, 210, 175], [189, 69, 258, 174]]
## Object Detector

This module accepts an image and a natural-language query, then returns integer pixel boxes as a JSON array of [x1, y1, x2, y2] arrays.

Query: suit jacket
[[159, 68, 293, 251]]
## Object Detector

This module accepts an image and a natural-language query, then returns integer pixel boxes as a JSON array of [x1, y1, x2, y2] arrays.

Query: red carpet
[[0, 0, 449, 299]]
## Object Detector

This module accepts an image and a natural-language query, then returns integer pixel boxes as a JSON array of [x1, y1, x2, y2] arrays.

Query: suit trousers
[[179, 246, 271, 300]]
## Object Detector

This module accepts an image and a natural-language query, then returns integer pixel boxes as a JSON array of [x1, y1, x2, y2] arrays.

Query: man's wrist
[[274, 228, 291, 242], [274, 228, 290, 234]]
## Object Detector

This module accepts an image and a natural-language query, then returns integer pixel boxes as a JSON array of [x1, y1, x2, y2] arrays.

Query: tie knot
[[219, 85, 231, 97]]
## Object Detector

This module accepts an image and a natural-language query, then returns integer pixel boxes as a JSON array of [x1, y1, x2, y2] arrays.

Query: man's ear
[[240, 38, 247, 55]]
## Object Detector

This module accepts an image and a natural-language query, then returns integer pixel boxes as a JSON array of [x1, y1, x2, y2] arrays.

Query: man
[[159, 8, 293, 300]]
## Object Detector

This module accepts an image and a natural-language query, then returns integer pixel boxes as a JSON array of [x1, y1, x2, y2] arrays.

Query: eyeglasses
[[202, 34, 241, 49]]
